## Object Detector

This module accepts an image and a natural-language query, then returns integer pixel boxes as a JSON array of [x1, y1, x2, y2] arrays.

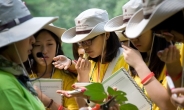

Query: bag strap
[[102, 47, 123, 82]]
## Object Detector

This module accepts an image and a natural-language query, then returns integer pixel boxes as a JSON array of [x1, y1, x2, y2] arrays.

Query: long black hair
[[130, 10, 184, 79], [89, 32, 121, 62], [130, 34, 170, 79], [25, 29, 76, 77]]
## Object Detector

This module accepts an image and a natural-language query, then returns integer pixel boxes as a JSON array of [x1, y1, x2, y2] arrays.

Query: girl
[[0, 0, 57, 109], [28, 24, 79, 110], [124, 0, 184, 110]]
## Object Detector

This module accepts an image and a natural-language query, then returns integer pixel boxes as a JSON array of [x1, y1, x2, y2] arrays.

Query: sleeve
[[63, 76, 79, 110], [0, 89, 34, 110]]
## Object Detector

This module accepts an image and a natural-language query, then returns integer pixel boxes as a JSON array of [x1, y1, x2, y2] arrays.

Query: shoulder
[[0, 70, 19, 89]]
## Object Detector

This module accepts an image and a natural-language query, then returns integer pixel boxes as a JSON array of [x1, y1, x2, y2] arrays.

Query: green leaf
[[116, 94, 128, 103], [107, 86, 115, 95], [84, 83, 107, 101], [120, 103, 138, 110]]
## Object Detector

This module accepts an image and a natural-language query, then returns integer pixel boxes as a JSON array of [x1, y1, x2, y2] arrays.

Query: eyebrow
[[36, 39, 54, 42]]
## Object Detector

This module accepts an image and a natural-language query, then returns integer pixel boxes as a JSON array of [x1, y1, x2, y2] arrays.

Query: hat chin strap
[[13, 43, 29, 77], [147, 34, 155, 66]]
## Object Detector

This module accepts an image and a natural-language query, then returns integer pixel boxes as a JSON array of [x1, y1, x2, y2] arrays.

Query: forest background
[[24, 0, 128, 58]]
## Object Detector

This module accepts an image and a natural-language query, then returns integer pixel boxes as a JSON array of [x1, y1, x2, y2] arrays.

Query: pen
[[60, 89, 86, 96]]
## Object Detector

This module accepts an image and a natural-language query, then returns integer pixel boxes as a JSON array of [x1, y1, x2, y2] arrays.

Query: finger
[[171, 95, 184, 107], [53, 56, 60, 61], [162, 48, 168, 61], [122, 45, 129, 50], [81, 59, 86, 69], [172, 88, 184, 94], [76, 57, 82, 69], [64, 65, 69, 70], [167, 46, 173, 61]]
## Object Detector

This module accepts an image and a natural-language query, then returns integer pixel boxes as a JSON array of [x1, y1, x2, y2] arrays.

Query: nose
[[41, 45, 47, 54]]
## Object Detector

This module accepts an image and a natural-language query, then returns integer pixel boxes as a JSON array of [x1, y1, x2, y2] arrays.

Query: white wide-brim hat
[[43, 24, 66, 38], [104, 0, 142, 32], [0, 17, 58, 47], [61, 21, 107, 43], [126, 0, 184, 39], [61, 8, 109, 43], [104, 15, 126, 32], [0, 0, 58, 48]]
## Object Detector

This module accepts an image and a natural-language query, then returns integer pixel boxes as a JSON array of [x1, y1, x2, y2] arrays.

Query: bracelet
[[141, 72, 155, 85], [166, 71, 182, 81], [47, 99, 53, 108], [67, 57, 72, 67], [58, 105, 63, 110]]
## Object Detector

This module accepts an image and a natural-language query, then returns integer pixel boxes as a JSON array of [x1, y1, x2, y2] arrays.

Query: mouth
[[135, 44, 141, 47]]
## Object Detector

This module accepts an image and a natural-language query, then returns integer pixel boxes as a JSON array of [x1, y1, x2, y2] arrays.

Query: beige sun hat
[[125, 0, 184, 39], [43, 24, 66, 38], [115, 31, 128, 42], [0, 0, 58, 48], [104, 0, 142, 32], [61, 8, 109, 43]]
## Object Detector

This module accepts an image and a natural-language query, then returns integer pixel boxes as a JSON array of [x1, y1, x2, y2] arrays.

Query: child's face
[[130, 30, 153, 52]]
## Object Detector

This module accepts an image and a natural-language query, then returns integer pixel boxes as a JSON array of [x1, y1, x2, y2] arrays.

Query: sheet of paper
[[32, 78, 63, 104], [102, 68, 152, 110]]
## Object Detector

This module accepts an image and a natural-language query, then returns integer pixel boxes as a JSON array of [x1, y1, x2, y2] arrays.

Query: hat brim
[[61, 21, 107, 43], [104, 15, 126, 32], [126, 0, 184, 39], [43, 25, 66, 38], [0, 17, 58, 47], [115, 31, 128, 41]]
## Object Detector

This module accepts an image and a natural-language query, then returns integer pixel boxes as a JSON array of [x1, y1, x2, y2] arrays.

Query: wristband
[[47, 99, 53, 108], [141, 72, 155, 85], [67, 57, 72, 67], [58, 105, 63, 110]]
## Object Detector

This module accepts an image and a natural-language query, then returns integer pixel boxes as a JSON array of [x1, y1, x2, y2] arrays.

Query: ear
[[105, 32, 110, 40]]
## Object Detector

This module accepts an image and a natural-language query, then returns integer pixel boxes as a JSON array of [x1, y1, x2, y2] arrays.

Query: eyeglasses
[[78, 36, 98, 46]]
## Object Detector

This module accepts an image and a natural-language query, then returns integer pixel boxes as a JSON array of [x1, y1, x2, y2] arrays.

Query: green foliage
[[120, 103, 138, 110], [84, 83, 138, 110], [84, 83, 107, 101], [24, 0, 129, 58]]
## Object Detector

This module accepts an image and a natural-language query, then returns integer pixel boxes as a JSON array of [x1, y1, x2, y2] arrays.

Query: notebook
[[32, 78, 63, 104], [102, 68, 151, 110]]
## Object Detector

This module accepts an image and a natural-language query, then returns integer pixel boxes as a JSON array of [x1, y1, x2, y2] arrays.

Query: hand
[[155, 30, 184, 43], [76, 57, 91, 82], [122, 45, 143, 68], [56, 85, 87, 98], [157, 45, 180, 64], [53, 55, 72, 70], [171, 88, 184, 108]]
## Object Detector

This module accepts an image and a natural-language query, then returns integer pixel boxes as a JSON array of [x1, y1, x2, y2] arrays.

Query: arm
[[53, 55, 77, 74], [157, 45, 182, 88], [122, 45, 176, 110]]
